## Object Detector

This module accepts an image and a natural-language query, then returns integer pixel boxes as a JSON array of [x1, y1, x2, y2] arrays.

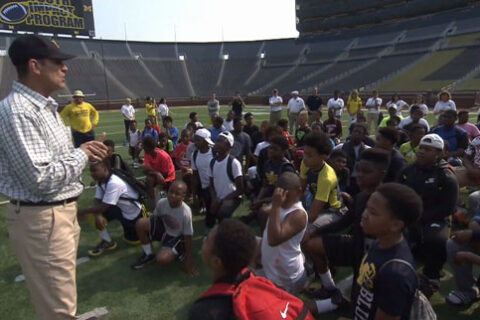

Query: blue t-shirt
[[432, 126, 468, 152], [353, 239, 417, 320], [142, 128, 159, 142], [168, 127, 179, 148], [210, 127, 224, 142]]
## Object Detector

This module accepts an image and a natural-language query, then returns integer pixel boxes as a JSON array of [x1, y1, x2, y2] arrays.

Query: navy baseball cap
[[8, 34, 75, 66]]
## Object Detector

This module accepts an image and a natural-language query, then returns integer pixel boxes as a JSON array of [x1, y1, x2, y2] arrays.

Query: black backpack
[[109, 168, 150, 207], [209, 155, 237, 183]]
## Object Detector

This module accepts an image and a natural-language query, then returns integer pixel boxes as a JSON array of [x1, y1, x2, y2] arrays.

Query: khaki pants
[[6, 202, 80, 320], [288, 112, 299, 134], [270, 110, 282, 125], [366, 113, 379, 134]]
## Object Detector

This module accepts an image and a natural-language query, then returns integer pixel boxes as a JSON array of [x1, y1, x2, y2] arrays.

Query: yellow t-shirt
[[60, 102, 99, 133], [399, 141, 418, 164], [146, 102, 156, 117], [347, 97, 362, 114], [300, 161, 341, 209]]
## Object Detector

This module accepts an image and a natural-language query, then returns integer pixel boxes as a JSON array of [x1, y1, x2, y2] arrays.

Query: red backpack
[[199, 269, 314, 320]]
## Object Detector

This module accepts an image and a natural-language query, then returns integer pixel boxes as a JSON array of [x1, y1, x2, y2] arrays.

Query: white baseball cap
[[218, 131, 234, 147], [420, 134, 444, 150], [291, 90, 299, 95], [195, 128, 214, 145], [388, 103, 397, 110]]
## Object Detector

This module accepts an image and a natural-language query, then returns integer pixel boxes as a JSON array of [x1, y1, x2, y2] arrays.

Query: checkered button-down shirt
[[0, 81, 88, 202]]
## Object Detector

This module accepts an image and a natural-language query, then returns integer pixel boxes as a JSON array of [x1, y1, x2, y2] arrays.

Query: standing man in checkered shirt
[[0, 35, 109, 320]]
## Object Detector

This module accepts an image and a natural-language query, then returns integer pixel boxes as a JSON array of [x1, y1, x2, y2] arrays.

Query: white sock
[[98, 229, 112, 242], [315, 298, 338, 314], [142, 244, 153, 255], [320, 270, 336, 289]]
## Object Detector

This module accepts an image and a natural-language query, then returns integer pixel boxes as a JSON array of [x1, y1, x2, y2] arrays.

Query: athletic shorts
[[103, 205, 142, 241], [322, 234, 355, 267], [149, 215, 185, 261]]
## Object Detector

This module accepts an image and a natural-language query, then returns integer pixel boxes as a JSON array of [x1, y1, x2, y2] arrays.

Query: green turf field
[[0, 105, 479, 319]]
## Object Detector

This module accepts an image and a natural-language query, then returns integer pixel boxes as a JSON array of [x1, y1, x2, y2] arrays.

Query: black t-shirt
[[307, 95, 323, 112], [385, 149, 407, 182], [295, 126, 312, 147], [353, 239, 417, 320], [243, 124, 259, 139], [258, 158, 296, 197], [231, 98, 243, 115]]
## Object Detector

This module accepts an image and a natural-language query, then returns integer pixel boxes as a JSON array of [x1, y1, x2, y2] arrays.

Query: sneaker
[[419, 274, 440, 299], [133, 161, 139, 169], [446, 288, 480, 307], [88, 240, 117, 257], [131, 253, 155, 269]]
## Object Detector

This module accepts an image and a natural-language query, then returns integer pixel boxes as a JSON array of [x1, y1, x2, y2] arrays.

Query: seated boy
[[142, 135, 176, 204], [103, 139, 133, 175], [304, 148, 389, 312], [158, 132, 174, 155], [300, 132, 343, 228], [208, 131, 243, 229], [188, 219, 257, 319], [142, 118, 159, 142], [173, 129, 193, 199], [313, 183, 422, 319], [249, 136, 296, 228], [261, 172, 308, 295], [128, 120, 142, 168], [163, 116, 179, 148], [131, 181, 198, 275], [446, 228, 480, 306], [78, 160, 144, 257], [327, 149, 349, 193]]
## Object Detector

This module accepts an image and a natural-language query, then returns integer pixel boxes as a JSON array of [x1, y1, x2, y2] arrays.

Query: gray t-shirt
[[231, 131, 252, 163], [154, 198, 193, 237], [207, 99, 220, 116]]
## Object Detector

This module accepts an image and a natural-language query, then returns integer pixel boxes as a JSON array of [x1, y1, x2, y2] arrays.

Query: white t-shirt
[[208, 156, 243, 200], [95, 174, 142, 220], [157, 103, 169, 117], [254, 141, 270, 157], [184, 121, 203, 129], [365, 97, 382, 114], [154, 198, 193, 237], [261, 201, 307, 289], [327, 98, 345, 117], [411, 103, 429, 116], [433, 100, 456, 117], [287, 97, 306, 114], [121, 104, 135, 119], [387, 100, 406, 116], [269, 95, 283, 112], [191, 148, 213, 189], [399, 116, 430, 132], [223, 120, 234, 131], [129, 129, 141, 147]]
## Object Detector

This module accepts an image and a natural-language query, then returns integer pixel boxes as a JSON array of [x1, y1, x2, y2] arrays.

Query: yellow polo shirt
[[60, 102, 99, 133], [146, 102, 157, 117]]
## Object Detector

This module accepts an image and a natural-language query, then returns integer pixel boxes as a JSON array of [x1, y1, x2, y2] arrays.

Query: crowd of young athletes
[[81, 88, 480, 320]]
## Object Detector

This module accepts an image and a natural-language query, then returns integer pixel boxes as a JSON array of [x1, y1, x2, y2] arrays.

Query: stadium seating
[[0, 2, 480, 102]]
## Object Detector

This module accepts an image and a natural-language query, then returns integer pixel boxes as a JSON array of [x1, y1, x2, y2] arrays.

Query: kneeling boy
[[131, 181, 197, 275], [79, 160, 144, 257]]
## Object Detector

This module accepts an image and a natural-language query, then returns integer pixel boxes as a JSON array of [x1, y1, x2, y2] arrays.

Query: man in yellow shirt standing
[[145, 96, 157, 118], [61, 90, 99, 147]]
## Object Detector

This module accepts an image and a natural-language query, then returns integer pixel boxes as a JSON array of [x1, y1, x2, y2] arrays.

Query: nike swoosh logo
[[280, 302, 289, 319]]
